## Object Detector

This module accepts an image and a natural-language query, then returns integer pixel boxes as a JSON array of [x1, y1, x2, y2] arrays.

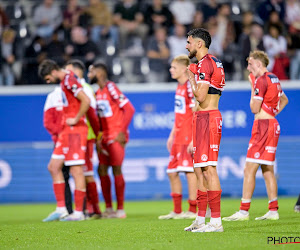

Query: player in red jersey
[[90, 62, 135, 218], [43, 86, 73, 215], [184, 28, 225, 233], [38, 59, 90, 221], [65, 60, 102, 219], [158, 55, 198, 220], [223, 51, 289, 221]]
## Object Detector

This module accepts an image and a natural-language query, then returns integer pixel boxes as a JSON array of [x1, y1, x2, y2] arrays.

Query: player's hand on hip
[[115, 132, 126, 147], [187, 141, 193, 155], [66, 117, 78, 126]]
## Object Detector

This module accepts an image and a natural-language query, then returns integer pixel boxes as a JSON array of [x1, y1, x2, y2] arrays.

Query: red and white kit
[[167, 80, 195, 173], [246, 72, 283, 165], [52, 71, 88, 166], [193, 54, 225, 168], [43, 87, 63, 143], [96, 81, 135, 166]]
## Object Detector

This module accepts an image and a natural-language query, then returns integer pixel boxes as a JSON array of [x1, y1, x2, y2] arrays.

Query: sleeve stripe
[[253, 96, 263, 100], [196, 80, 210, 85], [74, 87, 83, 97], [119, 99, 129, 108]]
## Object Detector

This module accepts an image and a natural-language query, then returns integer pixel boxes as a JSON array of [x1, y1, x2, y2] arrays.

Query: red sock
[[100, 175, 112, 208], [53, 183, 66, 208], [240, 200, 251, 211], [207, 190, 222, 218], [86, 199, 94, 214], [196, 190, 208, 217], [74, 189, 86, 212], [115, 175, 125, 210], [171, 193, 182, 213], [269, 199, 279, 211], [188, 199, 197, 213], [87, 182, 101, 214]]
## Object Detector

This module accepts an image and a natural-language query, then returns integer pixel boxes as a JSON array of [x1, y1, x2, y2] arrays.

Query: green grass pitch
[[0, 197, 299, 249]]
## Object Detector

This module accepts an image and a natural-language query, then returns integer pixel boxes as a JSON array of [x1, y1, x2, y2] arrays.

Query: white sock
[[239, 210, 249, 215], [74, 210, 83, 217], [56, 207, 67, 213], [210, 217, 222, 226], [196, 216, 205, 224], [269, 210, 278, 215]]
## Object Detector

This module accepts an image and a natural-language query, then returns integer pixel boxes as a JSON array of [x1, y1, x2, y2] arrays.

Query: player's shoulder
[[265, 72, 280, 84]]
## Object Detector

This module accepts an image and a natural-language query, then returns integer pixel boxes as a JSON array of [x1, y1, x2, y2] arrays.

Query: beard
[[188, 49, 197, 59], [52, 78, 60, 84], [90, 76, 98, 84]]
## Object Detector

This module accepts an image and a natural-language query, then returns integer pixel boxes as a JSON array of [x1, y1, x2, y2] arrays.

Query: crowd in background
[[0, 0, 300, 85]]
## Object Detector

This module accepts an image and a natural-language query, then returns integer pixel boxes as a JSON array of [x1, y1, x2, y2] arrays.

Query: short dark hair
[[187, 28, 211, 49], [66, 59, 86, 73], [38, 59, 60, 79], [93, 62, 108, 75]]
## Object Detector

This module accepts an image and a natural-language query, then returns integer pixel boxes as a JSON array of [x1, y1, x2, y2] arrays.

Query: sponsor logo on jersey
[[210, 144, 219, 151], [199, 73, 205, 80], [71, 84, 78, 93], [175, 95, 186, 114], [265, 146, 277, 153]]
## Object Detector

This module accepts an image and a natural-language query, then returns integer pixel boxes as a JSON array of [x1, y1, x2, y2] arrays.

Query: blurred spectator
[[0, 28, 16, 85], [46, 31, 66, 65], [256, 0, 285, 23], [264, 10, 287, 36], [146, 26, 170, 83], [285, 0, 300, 34], [65, 26, 100, 68], [287, 33, 300, 79], [169, 0, 196, 29], [0, 6, 9, 35], [215, 3, 237, 80], [22, 36, 47, 85], [113, 0, 148, 50], [33, 0, 63, 39], [206, 20, 223, 58], [168, 23, 187, 61], [191, 10, 204, 30], [144, 0, 174, 35], [263, 23, 289, 79], [62, 0, 82, 41], [240, 22, 265, 79], [83, 0, 119, 48], [196, 0, 218, 23]]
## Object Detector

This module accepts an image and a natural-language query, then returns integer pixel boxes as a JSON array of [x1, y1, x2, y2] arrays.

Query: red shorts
[[246, 119, 280, 165], [83, 139, 95, 176], [167, 143, 194, 173], [52, 125, 88, 166], [193, 110, 222, 168], [98, 139, 125, 166]]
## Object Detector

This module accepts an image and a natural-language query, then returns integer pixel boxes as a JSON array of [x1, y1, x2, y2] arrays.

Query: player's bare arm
[[66, 90, 90, 126], [167, 125, 175, 152], [276, 93, 288, 116]]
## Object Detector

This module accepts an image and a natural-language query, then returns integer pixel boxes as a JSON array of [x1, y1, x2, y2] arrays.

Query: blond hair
[[248, 50, 269, 67], [172, 55, 190, 67]]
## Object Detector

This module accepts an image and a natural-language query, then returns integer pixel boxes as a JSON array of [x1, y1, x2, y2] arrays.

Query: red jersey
[[95, 81, 132, 140], [195, 54, 225, 91], [60, 71, 86, 127], [253, 72, 283, 116], [174, 80, 195, 144]]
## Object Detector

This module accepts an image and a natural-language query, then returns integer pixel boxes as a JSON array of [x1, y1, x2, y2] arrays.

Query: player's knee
[[98, 165, 109, 176], [112, 166, 122, 176]]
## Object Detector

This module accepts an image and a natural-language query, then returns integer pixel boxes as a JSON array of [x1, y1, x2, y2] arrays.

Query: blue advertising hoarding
[[0, 84, 299, 203]]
